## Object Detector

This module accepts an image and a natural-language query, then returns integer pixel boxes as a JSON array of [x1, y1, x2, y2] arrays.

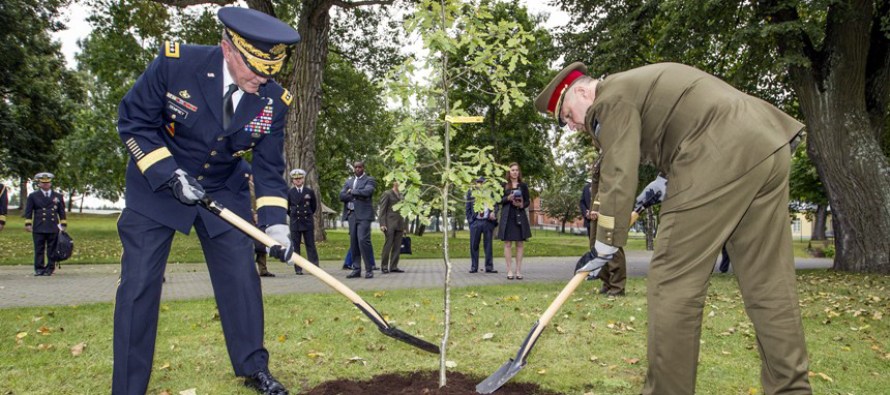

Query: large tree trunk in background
[[811, 204, 828, 241], [286, 0, 333, 242], [776, 0, 890, 273], [19, 178, 28, 209]]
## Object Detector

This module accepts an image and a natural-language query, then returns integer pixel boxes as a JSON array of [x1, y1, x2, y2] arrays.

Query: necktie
[[45, 191, 50, 198], [223, 83, 238, 130]]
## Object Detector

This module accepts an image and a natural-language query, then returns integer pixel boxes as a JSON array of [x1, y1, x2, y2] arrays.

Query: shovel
[[199, 195, 440, 354], [477, 210, 642, 393]]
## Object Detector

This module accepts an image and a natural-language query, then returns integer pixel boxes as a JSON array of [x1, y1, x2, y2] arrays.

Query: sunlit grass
[[0, 212, 815, 265], [1, 270, 886, 394]]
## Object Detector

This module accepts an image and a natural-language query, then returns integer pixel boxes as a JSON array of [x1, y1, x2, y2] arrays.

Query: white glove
[[264, 224, 293, 263], [575, 241, 618, 276], [167, 169, 205, 205], [635, 175, 667, 210]]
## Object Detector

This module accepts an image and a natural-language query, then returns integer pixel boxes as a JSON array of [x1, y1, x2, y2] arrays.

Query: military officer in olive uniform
[[377, 180, 407, 273], [536, 62, 810, 394], [23, 172, 67, 276], [0, 183, 8, 232], [287, 168, 318, 275], [579, 159, 626, 296], [113, 8, 300, 395]]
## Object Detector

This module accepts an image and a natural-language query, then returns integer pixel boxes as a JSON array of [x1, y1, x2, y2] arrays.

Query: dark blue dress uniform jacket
[[288, 186, 317, 232], [118, 42, 292, 236], [24, 190, 67, 233]]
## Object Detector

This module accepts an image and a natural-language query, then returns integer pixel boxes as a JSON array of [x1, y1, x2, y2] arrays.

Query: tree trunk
[[286, 0, 333, 242], [772, 0, 890, 273], [811, 204, 828, 241], [19, 177, 28, 209]]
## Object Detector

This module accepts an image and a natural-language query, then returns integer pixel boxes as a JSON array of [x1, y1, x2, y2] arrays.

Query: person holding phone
[[497, 162, 531, 279]]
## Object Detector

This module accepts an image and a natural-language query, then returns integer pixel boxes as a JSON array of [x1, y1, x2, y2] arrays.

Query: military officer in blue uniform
[[113, 7, 300, 395], [24, 172, 67, 276], [287, 168, 318, 275], [0, 182, 8, 232], [466, 177, 498, 273]]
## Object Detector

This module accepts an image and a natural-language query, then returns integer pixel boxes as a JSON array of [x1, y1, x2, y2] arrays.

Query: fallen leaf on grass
[[373, 291, 385, 298], [808, 371, 833, 382], [70, 342, 86, 356], [307, 351, 325, 359], [347, 356, 366, 365], [158, 362, 171, 370], [38, 344, 54, 351], [481, 333, 494, 340], [38, 326, 52, 335], [589, 355, 599, 362], [623, 358, 640, 365], [445, 360, 457, 368], [179, 388, 197, 395], [277, 334, 287, 343], [16, 332, 28, 341]]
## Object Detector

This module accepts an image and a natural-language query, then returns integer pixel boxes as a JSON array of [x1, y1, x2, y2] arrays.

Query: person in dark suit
[[0, 183, 8, 232], [288, 168, 318, 275], [340, 161, 377, 279], [536, 62, 810, 394], [497, 163, 531, 280], [23, 172, 67, 276], [377, 180, 407, 273], [466, 177, 498, 273], [580, 159, 627, 296], [113, 8, 300, 395]]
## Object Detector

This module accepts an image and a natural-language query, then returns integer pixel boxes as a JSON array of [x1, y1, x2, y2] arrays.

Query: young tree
[[381, 0, 534, 386]]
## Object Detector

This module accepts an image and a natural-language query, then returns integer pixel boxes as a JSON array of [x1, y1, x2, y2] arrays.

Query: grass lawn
[[0, 211, 816, 266], [1, 270, 887, 394]]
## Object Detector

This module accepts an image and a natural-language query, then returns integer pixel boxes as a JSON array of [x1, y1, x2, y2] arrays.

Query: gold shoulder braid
[[226, 28, 285, 76]]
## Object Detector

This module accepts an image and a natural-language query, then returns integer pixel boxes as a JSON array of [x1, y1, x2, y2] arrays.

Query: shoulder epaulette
[[281, 89, 293, 106], [164, 41, 181, 59]]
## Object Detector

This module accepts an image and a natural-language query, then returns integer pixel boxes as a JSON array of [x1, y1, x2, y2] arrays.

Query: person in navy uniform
[[287, 168, 318, 275], [466, 177, 498, 273], [23, 172, 67, 276], [113, 8, 299, 395], [0, 182, 8, 232], [340, 161, 377, 279]]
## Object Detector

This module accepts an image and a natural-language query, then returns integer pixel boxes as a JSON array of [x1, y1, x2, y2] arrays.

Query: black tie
[[223, 83, 238, 130]]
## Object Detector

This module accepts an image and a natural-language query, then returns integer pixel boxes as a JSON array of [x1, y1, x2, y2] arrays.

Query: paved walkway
[[0, 252, 832, 308]]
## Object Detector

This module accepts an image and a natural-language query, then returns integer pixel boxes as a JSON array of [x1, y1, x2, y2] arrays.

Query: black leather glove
[[167, 169, 205, 205]]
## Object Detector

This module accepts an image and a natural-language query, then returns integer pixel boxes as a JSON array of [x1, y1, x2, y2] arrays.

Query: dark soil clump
[[302, 370, 562, 394]]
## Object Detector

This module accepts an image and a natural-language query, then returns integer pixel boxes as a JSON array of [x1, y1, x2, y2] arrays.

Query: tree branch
[[151, 0, 234, 7], [755, 0, 821, 85], [865, 0, 890, 134], [331, 0, 395, 9]]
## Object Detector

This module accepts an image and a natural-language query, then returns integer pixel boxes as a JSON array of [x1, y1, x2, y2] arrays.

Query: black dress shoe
[[244, 369, 288, 395], [371, 266, 380, 271], [346, 270, 361, 278], [260, 272, 276, 277], [381, 269, 389, 274], [390, 268, 405, 273], [365, 271, 374, 279], [294, 270, 304, 275], [34, 272, 44, 276], [484, 269, 498, 273], [342, 266, 352, 270], [469, 269, 478, 273]]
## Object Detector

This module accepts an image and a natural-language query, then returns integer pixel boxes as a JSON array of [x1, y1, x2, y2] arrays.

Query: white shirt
[[222, 59, 244, 111]]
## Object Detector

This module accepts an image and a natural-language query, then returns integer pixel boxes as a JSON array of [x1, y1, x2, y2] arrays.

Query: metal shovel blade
[[476, 357, 526, 394], [379, 325, 440, 354], [355, 303, 440, 354]]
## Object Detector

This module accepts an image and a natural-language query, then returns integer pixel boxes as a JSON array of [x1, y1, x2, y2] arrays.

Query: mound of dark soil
[[303, 370, 562, 395]]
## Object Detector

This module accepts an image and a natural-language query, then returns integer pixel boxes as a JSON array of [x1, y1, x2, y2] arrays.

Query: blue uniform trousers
[[347, 212, 374, 273], [113, 209, 268, 394], [33, 232, 58, 274], [469, 220, 495, 271]]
